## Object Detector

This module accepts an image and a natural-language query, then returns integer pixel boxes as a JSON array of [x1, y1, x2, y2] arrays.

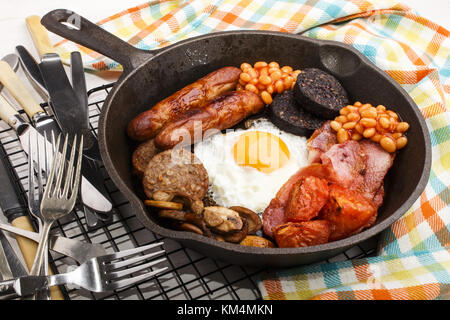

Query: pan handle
[[41, 9, 154, 73]]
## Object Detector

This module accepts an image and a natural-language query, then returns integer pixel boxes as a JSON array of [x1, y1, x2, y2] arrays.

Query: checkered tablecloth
[[55, 0, 450, 300]]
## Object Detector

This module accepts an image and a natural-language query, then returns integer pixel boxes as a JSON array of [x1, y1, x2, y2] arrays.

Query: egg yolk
[[232, 131, 290, 173]]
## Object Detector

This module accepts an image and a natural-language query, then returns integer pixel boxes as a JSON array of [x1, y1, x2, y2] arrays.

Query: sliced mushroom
[[240, 235, 275, 248], [222, 219, 248, 243], [179, 222, 203, 235], [203, 206, 243, 234], [153, 190, 175, 202], [145, 200, 183, 210], [158, 209, 186, 221], [229, 206, 262, 235]]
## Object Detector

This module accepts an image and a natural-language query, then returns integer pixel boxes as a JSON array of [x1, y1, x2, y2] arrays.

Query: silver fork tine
[[43, 134, 61, 200], [100, 242, 164, 261], [27, 135, 35, 218], [106, 250, 165, 271], [69, 136, 83, 202], [51, 134, 68, 198], [107, 267, 168, 291], [107, 257, 167, 280], [62, 135, 77, 198]]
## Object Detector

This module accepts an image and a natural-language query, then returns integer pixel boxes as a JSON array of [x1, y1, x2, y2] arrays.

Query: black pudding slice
[[293, 68, 349, 119], [269, 90, 325, 136]]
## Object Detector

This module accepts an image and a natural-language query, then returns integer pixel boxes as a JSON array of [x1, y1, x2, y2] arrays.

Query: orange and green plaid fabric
[[55, 0, 450, 300]]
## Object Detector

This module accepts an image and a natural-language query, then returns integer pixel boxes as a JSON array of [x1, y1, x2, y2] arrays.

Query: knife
[[0, 94, 112, 216], [0, 231, 28, 279], [0, 62, 112, 214], [0, 134, 64, 300], [0, 223, 106, 264], [0, 231, 27, 300]]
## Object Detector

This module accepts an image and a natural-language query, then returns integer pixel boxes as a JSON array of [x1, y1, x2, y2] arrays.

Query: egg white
[[194, 119, 309, 213]]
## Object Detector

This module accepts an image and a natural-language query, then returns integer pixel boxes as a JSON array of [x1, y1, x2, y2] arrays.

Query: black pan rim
[[98, 30, 432, 257]]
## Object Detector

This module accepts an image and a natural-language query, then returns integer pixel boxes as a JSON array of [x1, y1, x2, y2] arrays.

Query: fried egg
[[194, 119, 309, 212]]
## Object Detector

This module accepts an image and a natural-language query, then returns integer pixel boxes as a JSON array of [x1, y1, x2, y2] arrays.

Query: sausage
[[154, 91, 264, 149], [127, 66, 241, 141]]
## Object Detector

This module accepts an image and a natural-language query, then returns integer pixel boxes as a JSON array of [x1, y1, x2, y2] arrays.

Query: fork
[[0, 243, 167, 297], [29, 133, 83, 278], [27, 131, 55, 277]]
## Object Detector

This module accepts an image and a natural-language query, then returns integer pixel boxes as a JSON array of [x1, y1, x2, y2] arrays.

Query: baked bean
[[247, 68, 258, 79], [347, 112, 360, 122], [240, 63, 252, 71], [339, 107, 350, 116], [379, 116, 390, 129], [259, 75, 272, 85], [254, 61, 268, 68], [396, 122, 410, 133], [261, 91, 273, 104], [268, 61, 279, 68], [332, 101, 409, 153], [270, 71, 282, 81], [360, 118, 377, 127], [284, 76, 294, 88], [240, 72, 251, 82], [337, 129, 349, 143], [245, 83, 258, 93], [257, 83, 266, 90], [361, 108, 377, 118], [335, 115, 347, 123], [376, 105, 386, 112], [396, 136, 407, 149], [371, 134, 382, 142], [380, 136, 396, 153], [355, 123, 365, 134], [275, 80, 284, 93], [343, 122, 357, 130], [363, 127, 376, 138], [268, 67, 279, 74], [330, 120, 342, 131], [239, 61, 300, 100]]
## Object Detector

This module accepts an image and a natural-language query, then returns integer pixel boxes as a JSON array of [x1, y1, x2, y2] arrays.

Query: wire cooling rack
[[0, 83, 378, 300]]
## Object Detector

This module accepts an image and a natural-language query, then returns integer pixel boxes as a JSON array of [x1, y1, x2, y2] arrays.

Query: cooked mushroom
[[240, 235, 275, 248], [229, 206, 262, 234], [222, 219, 248, 243], [179, 222, 203, 235], [158, 209, 186, 220], [153, 190, 175, 202], [145, 200, 183, 210], [203, 206, 243, 233]]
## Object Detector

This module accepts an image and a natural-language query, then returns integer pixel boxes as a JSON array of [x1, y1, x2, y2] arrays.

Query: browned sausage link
[[154, 91, 264, 150], [127, 66, 241, 141]]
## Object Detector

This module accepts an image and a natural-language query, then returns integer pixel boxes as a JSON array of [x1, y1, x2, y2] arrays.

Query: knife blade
[[15, 46, 48, 101], [39, 53, 102, 162], [0, 94, 111, 213], [0, 222, 106, 263], [0, 231, 28, 278]]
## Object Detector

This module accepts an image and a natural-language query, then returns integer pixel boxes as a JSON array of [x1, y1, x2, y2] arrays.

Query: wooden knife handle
[[0, 61, 44, 118], [26, 15, 55, 56], [11, 216, 64, 300]]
